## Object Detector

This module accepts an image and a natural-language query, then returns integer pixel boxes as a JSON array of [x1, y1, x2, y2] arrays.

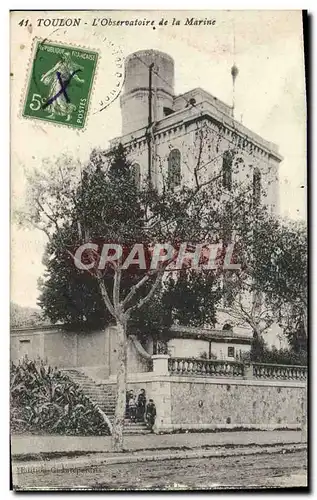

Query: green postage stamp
[[22, 40, 99, 129]]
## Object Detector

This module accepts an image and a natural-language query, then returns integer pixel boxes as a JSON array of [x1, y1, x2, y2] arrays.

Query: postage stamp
[[22, 39, 99, 129]]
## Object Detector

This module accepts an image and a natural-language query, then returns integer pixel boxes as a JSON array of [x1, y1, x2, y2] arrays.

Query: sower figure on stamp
[[41, 52, 84, 122], [145, 399, 156, 432]]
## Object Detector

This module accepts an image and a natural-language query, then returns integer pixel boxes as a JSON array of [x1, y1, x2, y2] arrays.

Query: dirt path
[[13, 449, 307, 490]]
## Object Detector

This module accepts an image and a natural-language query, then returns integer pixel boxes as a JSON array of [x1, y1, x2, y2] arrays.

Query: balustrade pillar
[[244, 363, 254, 379], [151, 354, 170, 376], [150, 355, 171, 433]]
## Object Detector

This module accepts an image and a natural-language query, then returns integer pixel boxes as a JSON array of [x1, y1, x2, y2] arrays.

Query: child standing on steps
[[145, 399, 156, 432], [128, 392, 137, 422], [137, 388, 146, 422]]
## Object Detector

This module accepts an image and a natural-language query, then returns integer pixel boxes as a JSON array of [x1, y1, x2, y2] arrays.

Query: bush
[[250, 336, 307, 366], [10, 358, 110, 436]]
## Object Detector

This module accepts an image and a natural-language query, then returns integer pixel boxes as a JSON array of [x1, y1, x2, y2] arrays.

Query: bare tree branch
[[122, 273, 151, 308], [113, 267, 122, 313], [97, 274, 116, 318], [35, 199, 60, 232], [125, 270, 164, 316]]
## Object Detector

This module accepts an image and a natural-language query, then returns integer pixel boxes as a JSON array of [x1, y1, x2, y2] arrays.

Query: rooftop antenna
[[147, 63, 155, 184], [230, 21, 239, 120]]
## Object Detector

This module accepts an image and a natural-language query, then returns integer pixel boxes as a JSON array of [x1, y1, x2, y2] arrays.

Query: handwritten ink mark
[[42, 69, 81, 109]]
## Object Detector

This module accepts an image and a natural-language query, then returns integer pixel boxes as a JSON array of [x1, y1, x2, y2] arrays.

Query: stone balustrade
[[252, 362, 307, 381], [150, 356, 308, 381], [167, 357, 245, 377]]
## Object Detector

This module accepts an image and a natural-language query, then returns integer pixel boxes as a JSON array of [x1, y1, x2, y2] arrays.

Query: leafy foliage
[[10, 358, 110, 435], [223, 212, 307, 348], [163, 269, 221, 328], [11, 303, 47, 329], [246, 335, 307, 366], [252, 217, 307, 342]]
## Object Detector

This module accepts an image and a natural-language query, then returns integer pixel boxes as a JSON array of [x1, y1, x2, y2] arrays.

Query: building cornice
[[113, 102, 283, 163], [169, 325, 252, 344]]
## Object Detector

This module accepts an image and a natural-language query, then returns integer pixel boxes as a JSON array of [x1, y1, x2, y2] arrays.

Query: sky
[[10, 10, 306, 308]]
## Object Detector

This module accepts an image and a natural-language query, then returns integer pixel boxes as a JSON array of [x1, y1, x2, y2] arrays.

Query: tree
[[10, 302, 45, 329], [162, 269, 222, 328], [224, 213, 307, 351], [252, 217, 307, 353], [129, 269, 222, 350]]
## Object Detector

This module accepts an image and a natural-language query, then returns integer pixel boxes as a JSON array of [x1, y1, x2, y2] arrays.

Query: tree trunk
[[252, 327, 263, 361], [111, 320, 128, 452]]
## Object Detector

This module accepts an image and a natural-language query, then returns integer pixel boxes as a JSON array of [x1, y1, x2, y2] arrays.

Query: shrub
[[250, 336, 307, 366], [10, 358, 110, 435]]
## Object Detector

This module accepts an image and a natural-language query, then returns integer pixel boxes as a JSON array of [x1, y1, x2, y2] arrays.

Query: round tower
[[120, 50, 175, 136]]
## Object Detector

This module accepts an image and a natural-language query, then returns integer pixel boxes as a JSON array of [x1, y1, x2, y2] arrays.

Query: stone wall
[[11, 327, 109, 368], [169, 378, 306, 430], [97, 355, 307, 434], [11, 326, 149, 374]]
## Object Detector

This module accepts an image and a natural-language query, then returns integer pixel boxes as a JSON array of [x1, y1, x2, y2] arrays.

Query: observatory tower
[[120, 50, 175, 136]]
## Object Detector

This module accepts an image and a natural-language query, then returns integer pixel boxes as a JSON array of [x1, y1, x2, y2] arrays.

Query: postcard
[[10, 10, 307, 491]]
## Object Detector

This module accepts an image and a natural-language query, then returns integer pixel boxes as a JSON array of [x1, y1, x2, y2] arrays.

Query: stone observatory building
[[111, 49, 282, 212], [108, 48, 284, 344]]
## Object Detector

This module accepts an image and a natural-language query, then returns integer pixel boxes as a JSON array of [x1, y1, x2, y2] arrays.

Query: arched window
[[222, 323, 233, 331], [222, 151, 233, 190], [168, 149, 181, 189], [253, 167, 261, 206], [131, 163, 141, 189]]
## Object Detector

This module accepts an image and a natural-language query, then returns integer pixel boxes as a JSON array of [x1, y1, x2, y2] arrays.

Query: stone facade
[[110, 50, 282, 215], [11, 325, 251, 372], [95, 356, 307, 433]]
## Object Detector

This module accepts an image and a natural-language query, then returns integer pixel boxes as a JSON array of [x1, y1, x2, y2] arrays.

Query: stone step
[[123, 429, 152, 435], [63, 369, 151, 435], [93, 398, 116, 403], [84, 392, 115, 399], [92, 403, 115, 409], [91, 399, 116, 404], [83, 388, 115, 395], [124, 424, 148, 430]]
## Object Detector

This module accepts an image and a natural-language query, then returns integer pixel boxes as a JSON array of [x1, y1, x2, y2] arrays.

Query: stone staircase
[[62, 368, 151, 435]]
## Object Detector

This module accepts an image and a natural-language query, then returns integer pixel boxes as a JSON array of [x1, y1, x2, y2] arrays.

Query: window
[[228, 346, 235, 358], [253, 167, 261, 206], [19, 339, 30, 344], [163, 107, 174, 117], [168, 149, 181, 189], [222, 323, 233, 331], [222, 151, 233, 190], [233, 156, 245, 178], [131, 163, 141, 189]]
